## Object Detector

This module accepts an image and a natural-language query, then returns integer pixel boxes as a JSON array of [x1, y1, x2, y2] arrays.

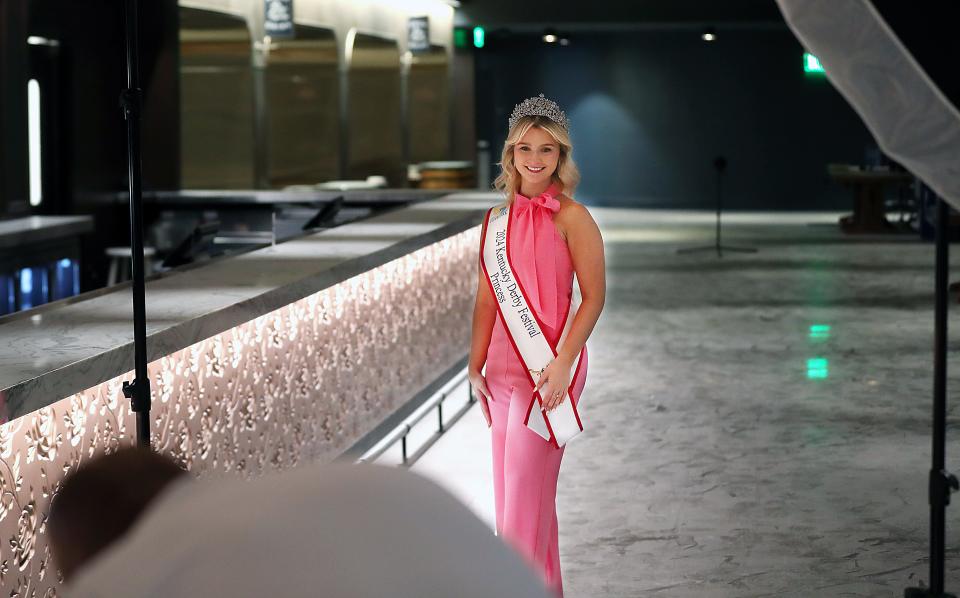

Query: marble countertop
[[0, 192, 499, 422], [81, 188, 454, 208], [0, 215, 94, 249]]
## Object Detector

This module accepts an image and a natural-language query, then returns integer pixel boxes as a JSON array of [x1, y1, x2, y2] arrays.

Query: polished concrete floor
[[404, 208, 960, 597]]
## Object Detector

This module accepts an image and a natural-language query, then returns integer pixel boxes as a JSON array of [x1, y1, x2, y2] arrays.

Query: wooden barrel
[[418, 161, 474, 189]]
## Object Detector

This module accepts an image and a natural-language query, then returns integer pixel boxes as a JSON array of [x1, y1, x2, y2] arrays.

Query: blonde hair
[[492, 115, 580, 202]]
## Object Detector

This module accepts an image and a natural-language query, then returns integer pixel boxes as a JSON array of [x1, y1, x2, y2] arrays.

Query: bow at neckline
[[514, 182, 561, 214]]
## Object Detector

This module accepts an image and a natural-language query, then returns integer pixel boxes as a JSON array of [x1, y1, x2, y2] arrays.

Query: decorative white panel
[[0, 228, 478, 596]]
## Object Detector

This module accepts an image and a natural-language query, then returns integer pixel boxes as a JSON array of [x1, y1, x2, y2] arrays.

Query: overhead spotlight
[[702, 27, 716, 42], [543, 28, 558, 43], [27, 36, 59, 47]]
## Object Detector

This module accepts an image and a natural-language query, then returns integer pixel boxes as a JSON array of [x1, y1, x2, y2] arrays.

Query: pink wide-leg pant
[[486, 356, 584, 598], [489, 383, 564, 597]]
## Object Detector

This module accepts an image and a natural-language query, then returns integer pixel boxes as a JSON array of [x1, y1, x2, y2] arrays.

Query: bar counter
[[0, 191, 498, 596]]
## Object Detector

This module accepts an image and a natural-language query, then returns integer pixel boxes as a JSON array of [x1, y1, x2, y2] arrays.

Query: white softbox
[[776, 0, 960, 207]]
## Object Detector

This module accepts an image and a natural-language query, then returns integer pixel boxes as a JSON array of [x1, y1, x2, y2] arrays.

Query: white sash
[[479, 202, 585, 448]]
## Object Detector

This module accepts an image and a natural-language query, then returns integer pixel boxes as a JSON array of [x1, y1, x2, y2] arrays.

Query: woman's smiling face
[[513, 126, 559, 186]]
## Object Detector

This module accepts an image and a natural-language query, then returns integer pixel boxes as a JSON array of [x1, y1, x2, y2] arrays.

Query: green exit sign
[[454, 27, 467, 48], [804, 52, 825, 74], [456, 26, 484, 49]]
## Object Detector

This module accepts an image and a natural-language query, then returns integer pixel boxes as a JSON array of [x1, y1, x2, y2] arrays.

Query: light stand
[[905, 194, 958, 598], [677, 156, 757, 257], [119, 0, 151, 448]]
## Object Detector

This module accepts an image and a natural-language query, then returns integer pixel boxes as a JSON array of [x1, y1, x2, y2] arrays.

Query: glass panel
[[52, 258, 80, 301], [0, 275, 14, 315], [17, 267, 49, 310], [265, 26, 339, 187], [347, 34, 403, 185], [180, 7, 254, 188], [408, 45, 449, 163]]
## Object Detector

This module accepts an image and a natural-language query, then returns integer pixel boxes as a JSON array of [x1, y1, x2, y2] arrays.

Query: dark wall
[[0, 0, 29, 215], [460, 0, 782, 25], [27, 0, 180, 196], [27, 0, 180, 289], [476, 28, 876, 210]]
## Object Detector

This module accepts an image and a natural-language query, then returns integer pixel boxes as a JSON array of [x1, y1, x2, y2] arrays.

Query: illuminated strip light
[[28, 79, 42, 207]]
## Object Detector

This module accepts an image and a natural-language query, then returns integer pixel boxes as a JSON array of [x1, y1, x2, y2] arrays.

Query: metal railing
[[356, 368, 475, 467]]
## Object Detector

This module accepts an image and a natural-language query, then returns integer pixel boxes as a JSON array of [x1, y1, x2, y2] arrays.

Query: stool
[[105, 246, 156, 286]]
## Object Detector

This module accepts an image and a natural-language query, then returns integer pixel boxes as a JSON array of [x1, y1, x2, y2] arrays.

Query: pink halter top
[[485, 180, 587, 400], [507, 181, 575, 339]]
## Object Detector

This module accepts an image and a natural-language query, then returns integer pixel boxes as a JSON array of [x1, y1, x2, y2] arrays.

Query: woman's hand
[[534, 356, 574, 412], [467, 368, 493, 428]]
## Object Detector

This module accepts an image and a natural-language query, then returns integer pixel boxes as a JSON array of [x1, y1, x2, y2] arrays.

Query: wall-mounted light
[[28, 79, 42, 207], [543, 28, 558, 43], [559, 32, 570, 46], [702, 27, 716, 42], [473, 26, 485, 48]]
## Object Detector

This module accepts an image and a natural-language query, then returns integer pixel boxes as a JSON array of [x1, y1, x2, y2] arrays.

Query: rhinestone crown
[[508, 93, 569, 131]]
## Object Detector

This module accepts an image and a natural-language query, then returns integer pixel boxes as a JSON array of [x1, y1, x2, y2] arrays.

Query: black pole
[[906, 193, 958, 598], [675, 155, 755, 256], [119, 0, 151, 448], [929, 197, 955, 594], [715, 159, 723, 257]]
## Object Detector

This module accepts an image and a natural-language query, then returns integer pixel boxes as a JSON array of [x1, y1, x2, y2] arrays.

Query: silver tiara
[[508, 93, 569, 130]]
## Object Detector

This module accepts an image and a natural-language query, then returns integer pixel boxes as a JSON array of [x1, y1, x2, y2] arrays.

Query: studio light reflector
[[778, 0, 960, 207]]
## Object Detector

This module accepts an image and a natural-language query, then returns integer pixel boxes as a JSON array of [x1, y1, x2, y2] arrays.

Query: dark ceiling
[[455, 0, 785, 29]]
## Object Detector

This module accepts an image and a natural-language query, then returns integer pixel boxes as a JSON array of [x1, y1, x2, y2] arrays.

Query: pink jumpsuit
[[483, 182, 588, 598]]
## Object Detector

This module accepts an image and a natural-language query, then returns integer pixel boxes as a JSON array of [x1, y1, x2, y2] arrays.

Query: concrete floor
[[407, 208, 960, 597]]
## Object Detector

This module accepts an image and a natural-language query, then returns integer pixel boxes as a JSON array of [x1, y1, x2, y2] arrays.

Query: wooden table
[[828, 164, 913, 233]]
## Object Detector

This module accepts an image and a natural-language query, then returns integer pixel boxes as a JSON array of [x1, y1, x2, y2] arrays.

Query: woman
[[468, 94, 606, 597]]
